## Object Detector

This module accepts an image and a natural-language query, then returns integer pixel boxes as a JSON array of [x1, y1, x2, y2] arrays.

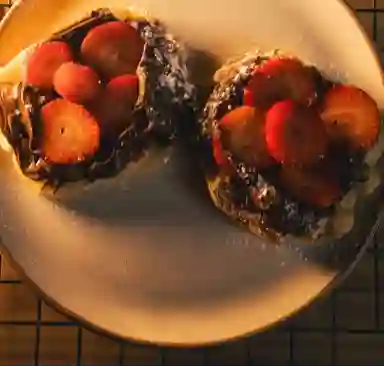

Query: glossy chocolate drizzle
[[200, 52, 368, 240], [0, 9, 197, 190]]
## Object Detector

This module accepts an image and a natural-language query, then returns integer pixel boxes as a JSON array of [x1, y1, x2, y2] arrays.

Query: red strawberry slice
[[106, 74, 139, 108], [244, 57, 317, 110], [80, 21, 144, 80], [218, 106, 274, 169], [243, 87, 255, 107], [212, 131, 231, 168], [265, 100, 328, 166], [321, 84, 380, 151], [40, 99, 100, 165], [53, 62, 102, 105], [26, 41, 74, 90], [92, 74, 139, 138]]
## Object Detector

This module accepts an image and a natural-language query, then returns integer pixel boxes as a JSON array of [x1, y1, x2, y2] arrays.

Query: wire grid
[[1, 0, 384, 365]]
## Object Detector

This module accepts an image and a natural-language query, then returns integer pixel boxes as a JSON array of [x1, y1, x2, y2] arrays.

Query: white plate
[[0, 0, 382, 346]]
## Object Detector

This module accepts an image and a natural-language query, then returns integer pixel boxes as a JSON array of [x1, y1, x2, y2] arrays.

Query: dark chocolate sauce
[[200, 52, 367, 238], [1, 9, 197, 190]]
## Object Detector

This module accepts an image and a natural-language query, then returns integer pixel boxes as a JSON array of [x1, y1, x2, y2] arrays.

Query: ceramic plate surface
[[0, 0, 382, 346]]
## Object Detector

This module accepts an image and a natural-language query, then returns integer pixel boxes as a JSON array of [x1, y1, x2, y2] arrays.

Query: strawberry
[[211, 131, 231, 168], [265, 100, 328, 166], [106, 74, 139, 108], [218, 106, 274, 169], [80, 21, 144, 80], [280, 165, 341, 208], [26, 41, 74, 90], [244, 57, 316, 110], [321, 84, 380, 151], [243, 87, 255, 107], [53, 62, 102, 105], [92, 74, 139, 138], [40, 99, 100, 165]]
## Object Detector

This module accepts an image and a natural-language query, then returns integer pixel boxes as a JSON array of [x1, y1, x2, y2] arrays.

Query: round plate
[[0, 0, 383, 346]]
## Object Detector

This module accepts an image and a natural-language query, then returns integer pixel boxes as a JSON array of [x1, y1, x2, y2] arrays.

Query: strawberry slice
[[212, 131, 231, 168], [218, 106, 274, 169], [92, 74, 139, 138], [280, 165, 341, 208], [244, 57, 317, 110], [265, 100, 328, 166], [53, 62, 102, 105], [26, 41, 74, 90], [321, 84, 380, 151], [243, 87, 254, 107], [80, 21, 144, 80], [40, 99, 100, 165]]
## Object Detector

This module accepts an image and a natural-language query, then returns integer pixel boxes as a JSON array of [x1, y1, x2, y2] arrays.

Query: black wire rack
[[1, 0, 384, 365]]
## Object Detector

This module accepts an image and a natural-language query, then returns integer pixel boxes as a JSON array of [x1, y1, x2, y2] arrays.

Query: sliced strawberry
[[106, 74, 139, 107], [245, 57, 316, 110], [93, 74, 139, 138], [53, 62, 102, 105], [280, 165, 342, 208], [26, 41, 74, 90], [212, 131, 231, 167], [218, 106, 274, 169], [243, 87, 254, 107], [265, 100, 328, 166], [321, 84, 380, 151], [40, 99, 100, 165], [80, 21, 144, 80]]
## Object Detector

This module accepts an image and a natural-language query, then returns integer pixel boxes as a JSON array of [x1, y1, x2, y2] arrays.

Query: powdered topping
[[0, 9, 197, 189], [201, 50, 382, 241]]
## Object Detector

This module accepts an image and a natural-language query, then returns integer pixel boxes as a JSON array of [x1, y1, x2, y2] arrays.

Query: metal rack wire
[[1, 0, 384, 365]]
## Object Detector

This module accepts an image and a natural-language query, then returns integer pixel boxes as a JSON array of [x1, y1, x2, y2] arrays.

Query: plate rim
[[0, 0, 383, 348], [1, 215, 381, 348]]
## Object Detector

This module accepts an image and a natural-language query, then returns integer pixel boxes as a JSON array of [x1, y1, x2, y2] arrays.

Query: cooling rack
[[1, 0, 384, 365]]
